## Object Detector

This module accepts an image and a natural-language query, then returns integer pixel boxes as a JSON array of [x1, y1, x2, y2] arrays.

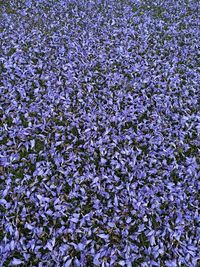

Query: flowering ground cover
[[0, 0, 200, 266]]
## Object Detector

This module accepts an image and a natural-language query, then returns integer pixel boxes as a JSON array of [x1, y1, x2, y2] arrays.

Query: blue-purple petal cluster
[[0, 0, 199, 266]]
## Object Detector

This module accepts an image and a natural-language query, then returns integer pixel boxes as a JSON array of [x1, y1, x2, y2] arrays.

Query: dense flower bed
[[0, 0, 199, 266]]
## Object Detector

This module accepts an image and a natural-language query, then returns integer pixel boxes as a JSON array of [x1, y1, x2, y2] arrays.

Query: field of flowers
[[0, 0, 199, 266]]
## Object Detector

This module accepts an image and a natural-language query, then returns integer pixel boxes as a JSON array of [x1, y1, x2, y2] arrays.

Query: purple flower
[[0, 0, 199, 265]]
